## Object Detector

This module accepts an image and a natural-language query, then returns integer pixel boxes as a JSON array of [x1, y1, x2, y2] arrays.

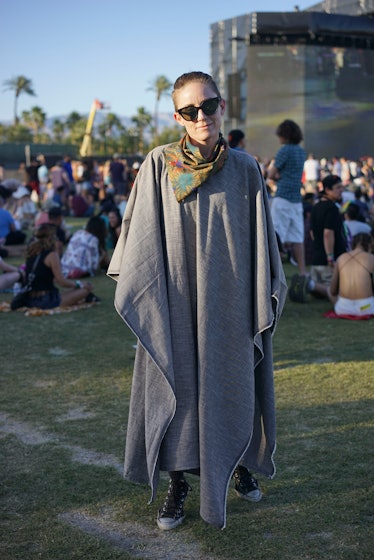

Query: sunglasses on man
[[177, 97, 221, 122]]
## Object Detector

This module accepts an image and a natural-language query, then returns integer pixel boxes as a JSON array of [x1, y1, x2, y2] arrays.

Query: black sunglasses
[[177, 97, 221, 122]]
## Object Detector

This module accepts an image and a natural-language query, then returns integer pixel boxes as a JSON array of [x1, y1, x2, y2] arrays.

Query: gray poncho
[[108, 145, 287, 529]]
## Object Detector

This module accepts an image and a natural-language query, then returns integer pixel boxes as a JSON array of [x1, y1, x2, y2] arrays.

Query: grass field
[[0, 237, 373, 560]]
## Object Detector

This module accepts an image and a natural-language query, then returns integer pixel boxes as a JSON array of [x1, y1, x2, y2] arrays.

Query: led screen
[[245, 45, 374, 161]]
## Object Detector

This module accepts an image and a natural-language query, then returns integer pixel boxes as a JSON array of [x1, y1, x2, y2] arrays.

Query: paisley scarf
[[164, 133, 228, 202]]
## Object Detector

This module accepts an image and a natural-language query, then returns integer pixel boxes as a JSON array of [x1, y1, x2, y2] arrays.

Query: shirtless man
[[329, 232, 374, 316]]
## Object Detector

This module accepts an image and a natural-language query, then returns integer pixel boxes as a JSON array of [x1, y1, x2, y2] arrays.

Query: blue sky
[[0, 0, 314, 122]]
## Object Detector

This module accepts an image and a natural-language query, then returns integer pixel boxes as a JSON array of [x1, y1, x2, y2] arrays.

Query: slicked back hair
[[172, 71, 221, 110]]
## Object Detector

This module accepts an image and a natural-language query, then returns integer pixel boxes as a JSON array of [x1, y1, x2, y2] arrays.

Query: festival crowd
[[0, 153, 140, 309], [0, 144, 374, 315], [0, 99, 373, 533]]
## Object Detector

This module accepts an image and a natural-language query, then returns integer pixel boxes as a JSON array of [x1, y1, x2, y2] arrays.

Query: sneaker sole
[[235, 489, 263, 503], [157, 515, 185, 530]]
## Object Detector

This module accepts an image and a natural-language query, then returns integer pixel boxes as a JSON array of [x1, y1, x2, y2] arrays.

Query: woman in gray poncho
[[108, 71, 287, 530]]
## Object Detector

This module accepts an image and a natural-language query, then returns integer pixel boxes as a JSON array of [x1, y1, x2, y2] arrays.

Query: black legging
[[169, 471, 184, 482]]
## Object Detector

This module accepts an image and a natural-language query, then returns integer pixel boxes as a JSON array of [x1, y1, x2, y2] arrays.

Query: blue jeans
[[27, 288, 61, 309]]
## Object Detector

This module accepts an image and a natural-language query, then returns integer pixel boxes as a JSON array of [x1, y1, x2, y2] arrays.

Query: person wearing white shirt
[[303, 153, 320, 193]]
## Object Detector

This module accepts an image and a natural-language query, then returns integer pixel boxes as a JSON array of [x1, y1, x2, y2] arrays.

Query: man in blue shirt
[[0, 187, 26, 247]]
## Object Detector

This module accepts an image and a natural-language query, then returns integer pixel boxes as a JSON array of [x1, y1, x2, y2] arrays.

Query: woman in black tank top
[[24, 223, 97, 309]]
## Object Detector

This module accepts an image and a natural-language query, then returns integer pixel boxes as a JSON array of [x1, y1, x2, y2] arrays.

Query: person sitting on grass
[[329, 232, 374, 317], [289, 175, 347, 303], [0, 256, 24, 292], [0, 186, 26, 250], [20, 223, 98, 310], [61, 216, 109, 279], [343, 202, 371, 244], [106, 207, 122, 249], [47, 206, 70, 257]]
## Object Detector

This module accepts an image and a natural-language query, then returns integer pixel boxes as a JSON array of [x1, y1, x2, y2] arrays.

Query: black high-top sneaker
[[157, 478, 191, 530], [233, 465, 262, 502]]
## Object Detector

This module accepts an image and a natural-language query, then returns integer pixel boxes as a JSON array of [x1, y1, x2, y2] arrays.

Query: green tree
[[0, 123, 7, 142], [52, 118, 65, 143], [4, 123, 33, 143], [65, 111, 82, 130], [147, 75, 172, 145], [97, 112, 126, 154], [131, 107, 152, 154], [102, 112, 125, 136], [3, 75, 36, 125], [65, 112, 86, 147], [69, 120, 87, 147], [21, 105, 46, 141], [117, 129, 135, 155], [149, 125, 182, 150]]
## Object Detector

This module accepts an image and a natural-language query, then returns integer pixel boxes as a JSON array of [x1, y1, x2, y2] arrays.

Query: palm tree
[[65, 111, 86, 146], [0, 123, 8, 142], [97, 112, 125, 154], [52, 118, 66, 143], [103, 112, 125, 136], [149, 125, 182, 150], [131, 107, 152, 154], [147, 75, 172, 145], [3, 75, 36, 125], [65, 111, 82, 130], [5, 124, 33, 143], [21, 105, 46, 140]]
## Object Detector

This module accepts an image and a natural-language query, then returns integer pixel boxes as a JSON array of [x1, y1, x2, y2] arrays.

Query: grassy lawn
[[0, 238, 373, 560]]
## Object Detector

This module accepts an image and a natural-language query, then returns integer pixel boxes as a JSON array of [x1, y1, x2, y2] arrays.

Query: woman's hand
[[74, 279, 93, 291]]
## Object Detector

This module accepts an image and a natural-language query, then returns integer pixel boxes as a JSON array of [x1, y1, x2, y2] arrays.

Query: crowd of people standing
[[1, 129, 374, 316]]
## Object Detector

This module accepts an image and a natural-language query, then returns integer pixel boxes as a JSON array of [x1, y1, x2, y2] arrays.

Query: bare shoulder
[[355, 251, 374, 272], [366, 252, 374, 270], [44, 250, 59, 265], [336, 252, 349, 266]]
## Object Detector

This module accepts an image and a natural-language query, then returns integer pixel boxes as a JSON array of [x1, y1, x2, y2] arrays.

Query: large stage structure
[[306, 0, 374, 17], [211, 9, 374, 160]]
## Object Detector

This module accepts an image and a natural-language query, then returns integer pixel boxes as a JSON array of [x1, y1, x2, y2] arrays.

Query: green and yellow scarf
[[164, 133, 228, 203]]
